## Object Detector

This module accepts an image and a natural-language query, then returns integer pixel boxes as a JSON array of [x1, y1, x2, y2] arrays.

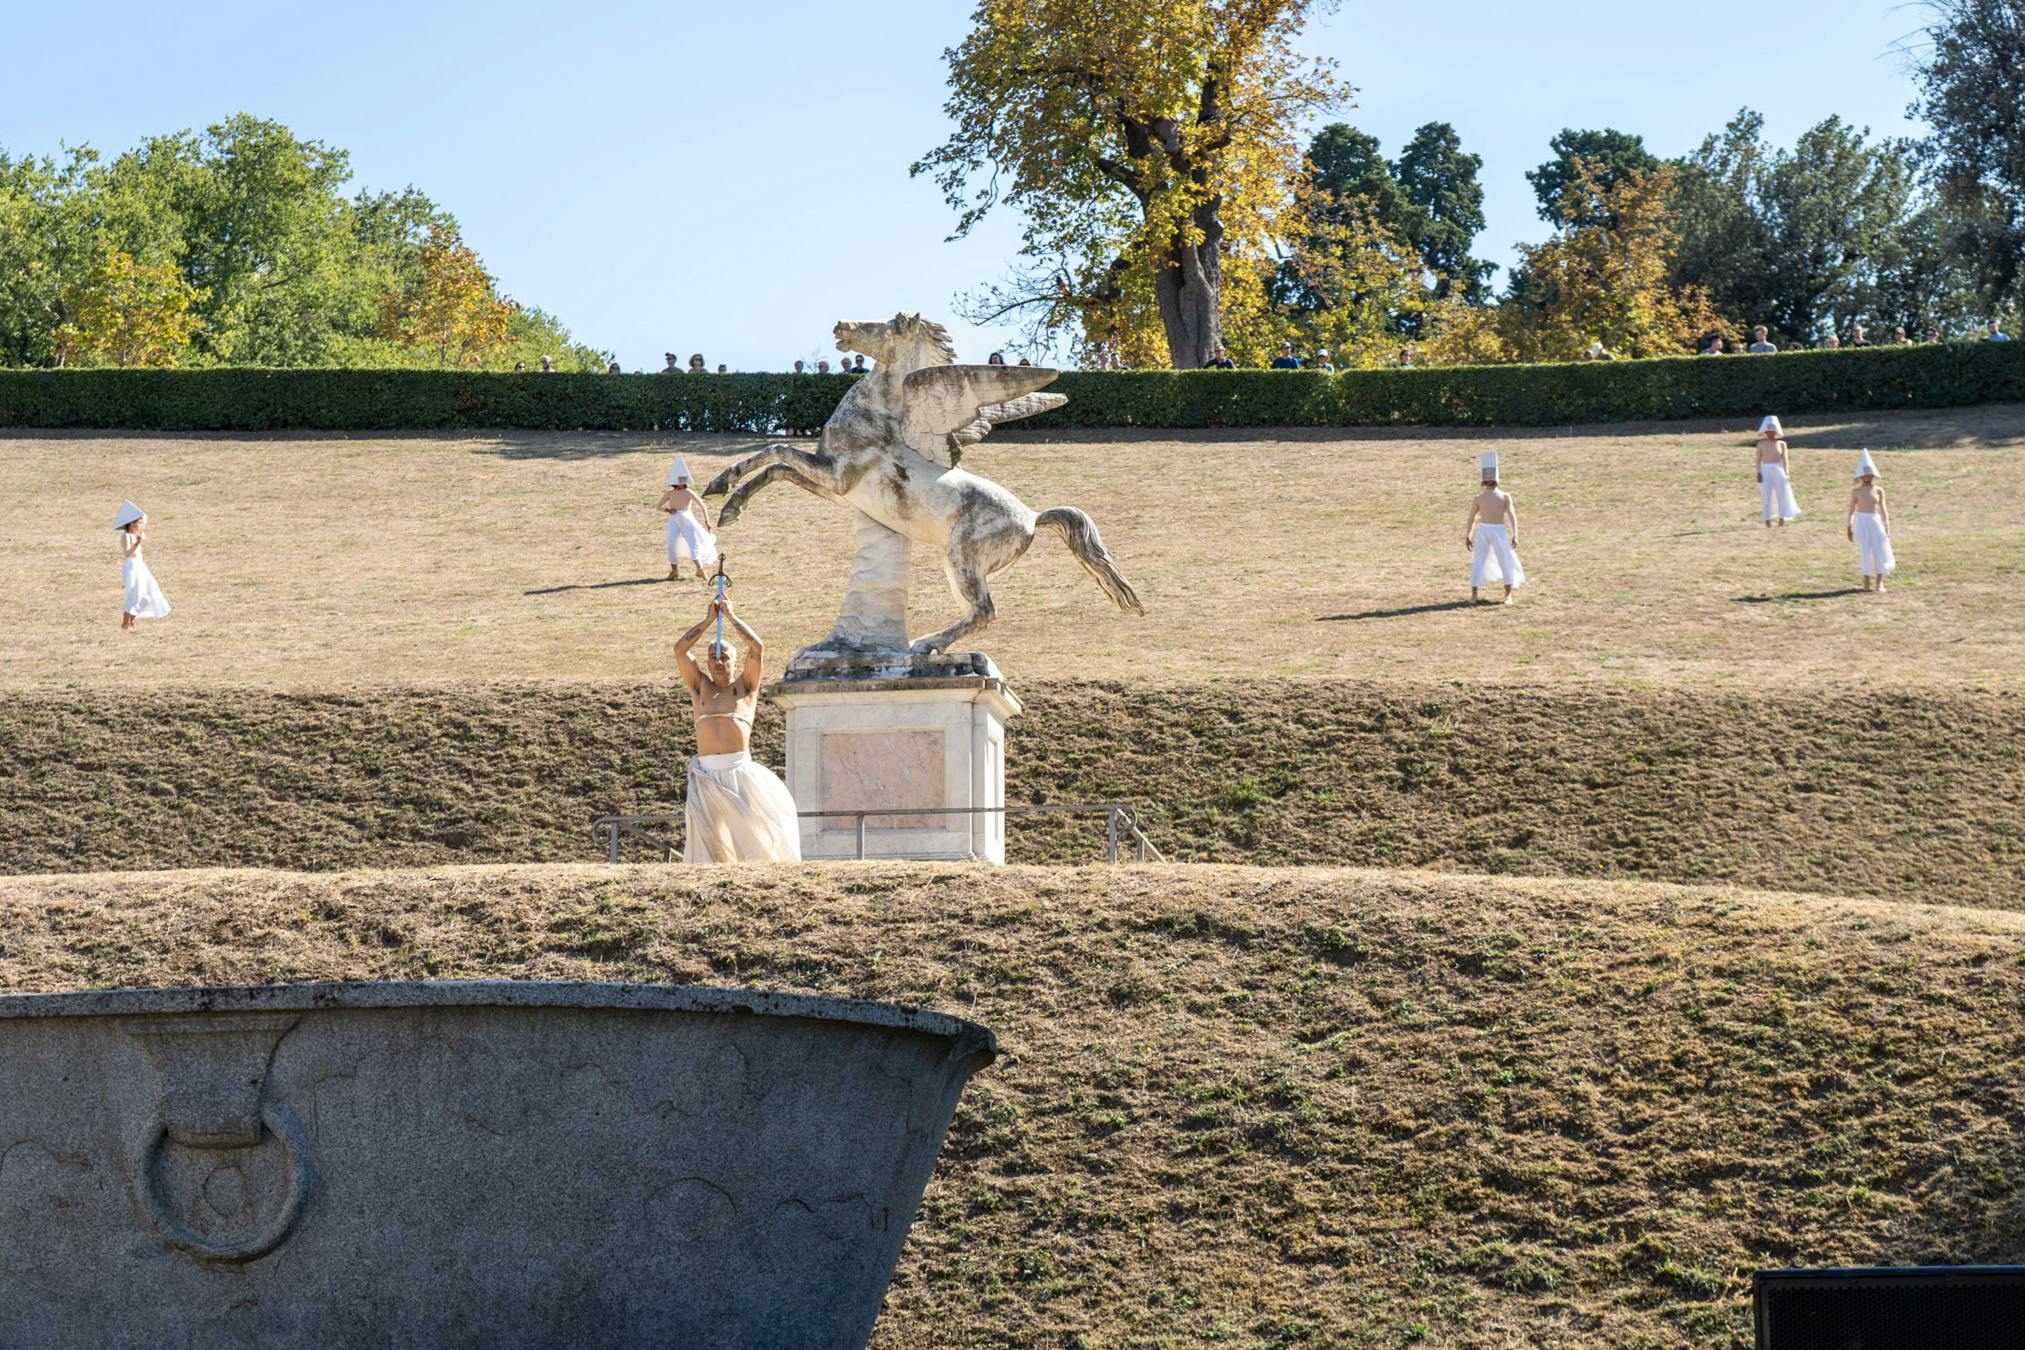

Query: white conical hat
[[1854, 449, 1879, 479], [1758, 415, 1783, 436], [667, 457, 693, 486], [1479, 452, 1499, 482], [113, 500, 145, 529]]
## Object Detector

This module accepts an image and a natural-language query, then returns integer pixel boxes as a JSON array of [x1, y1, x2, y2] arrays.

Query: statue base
[[774, 656, 1019, 863]]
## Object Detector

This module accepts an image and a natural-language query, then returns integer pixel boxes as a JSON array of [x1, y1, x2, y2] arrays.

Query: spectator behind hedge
[[688, 353, 706, 372], [987, 351, 1005, 365], [1988, 319, 2009, 342], [1700, 337, 1727, 355], [663, 353, 679, 373], [1270, 342, 1300, 369], [607, 362, 621, 374], [1851, 322, 1869, 347], [1204, 344, 1235, 369], [1747, 326, 1778, 354], [1821, 335, 1841, 349]]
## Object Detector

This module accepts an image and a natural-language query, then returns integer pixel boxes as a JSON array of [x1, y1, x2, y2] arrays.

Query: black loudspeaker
[[1754, 1265, 2025, 1349]]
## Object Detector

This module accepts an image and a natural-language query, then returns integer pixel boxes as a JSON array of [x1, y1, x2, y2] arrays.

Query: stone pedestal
[[774, 656, 1020, 863]]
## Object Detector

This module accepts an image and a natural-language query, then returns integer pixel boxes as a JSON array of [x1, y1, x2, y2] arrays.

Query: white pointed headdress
[[1854, 449, 1879, 480], [114, 500, 145, 529], [1479, 452, 1499, 483], [1758, 415, 1784, 437], [667, 457, 693, 487]]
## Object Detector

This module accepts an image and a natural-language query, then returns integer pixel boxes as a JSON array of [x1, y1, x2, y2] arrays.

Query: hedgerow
[[0, 342, 2017, 432]]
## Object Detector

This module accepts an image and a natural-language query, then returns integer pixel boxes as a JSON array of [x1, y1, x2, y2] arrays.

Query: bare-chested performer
[[674, 594, 801, 862], [658, 457, 717, 581], [1846, 449, 1894, 593], [1464, 452, 1525, 604], [1754, 415, 1801, 526]]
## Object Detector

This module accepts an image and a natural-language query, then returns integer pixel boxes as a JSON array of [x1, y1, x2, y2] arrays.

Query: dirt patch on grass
[[3, 681, 2020, 910], [2, 863, 2019, 1348]]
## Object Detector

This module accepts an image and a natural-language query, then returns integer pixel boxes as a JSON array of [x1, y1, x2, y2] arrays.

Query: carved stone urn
[[0, 981, 995, 1349]]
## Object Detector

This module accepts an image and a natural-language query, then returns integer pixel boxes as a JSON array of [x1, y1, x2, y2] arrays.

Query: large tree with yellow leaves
[[915, 0, 1348, 368]]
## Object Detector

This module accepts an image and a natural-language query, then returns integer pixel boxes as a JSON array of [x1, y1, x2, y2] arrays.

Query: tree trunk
[[1153, 205, 1225, 368]]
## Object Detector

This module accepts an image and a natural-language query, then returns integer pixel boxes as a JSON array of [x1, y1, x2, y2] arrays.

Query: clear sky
[[2, 1, 1934, 370]]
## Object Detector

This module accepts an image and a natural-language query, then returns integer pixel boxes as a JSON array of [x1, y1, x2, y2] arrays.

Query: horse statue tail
[[1034, 508, 1146, 615]]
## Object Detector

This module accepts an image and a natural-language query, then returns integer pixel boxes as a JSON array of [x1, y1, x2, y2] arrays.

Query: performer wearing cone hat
[[1465, 453, 1526, 604], [1846, 450, 1894, 591], [1754, 415, 1801, 526], [114, 501, 171, 630], [657, 457, 718, 580]]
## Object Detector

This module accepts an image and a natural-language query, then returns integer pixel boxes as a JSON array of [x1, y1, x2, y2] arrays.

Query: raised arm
[[720, 598, 764, 690], [673, 608, 713, 694]]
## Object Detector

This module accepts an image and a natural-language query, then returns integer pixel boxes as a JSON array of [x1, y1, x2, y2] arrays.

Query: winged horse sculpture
[[704, 313, 1144, 660]]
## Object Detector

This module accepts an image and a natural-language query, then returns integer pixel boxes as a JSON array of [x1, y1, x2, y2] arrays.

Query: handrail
[[590, 802, 1164, 865]]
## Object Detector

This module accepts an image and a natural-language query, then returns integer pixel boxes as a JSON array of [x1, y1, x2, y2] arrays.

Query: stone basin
[[0, 980, 996, 1349]]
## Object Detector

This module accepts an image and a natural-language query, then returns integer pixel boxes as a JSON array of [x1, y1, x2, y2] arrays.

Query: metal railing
[[591, 802, 1164, 864]]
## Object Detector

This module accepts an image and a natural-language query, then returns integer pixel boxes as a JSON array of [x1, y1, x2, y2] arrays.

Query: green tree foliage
[[1527, 128, 1659, 223], [914, 0, 1349, 368], [0, 116, 605, 370], [1394, 122, 1493, 302], [53, 241, 205, 367], [1910, 0, 2025, 313], [1669, 110, 1963, 341]]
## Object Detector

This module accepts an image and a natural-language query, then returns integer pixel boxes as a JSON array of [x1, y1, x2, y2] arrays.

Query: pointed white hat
[[113, 500, 145, 529], [667, 456, 693, 486], [1854, 449, 1879, 480], [1479, 452, 1499, 482], [1758, 415, 1783, 436]]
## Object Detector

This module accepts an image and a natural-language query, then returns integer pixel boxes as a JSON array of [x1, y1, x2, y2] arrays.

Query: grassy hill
[[6, 682, 2020, 909], [2, 862, 2019, 1348]]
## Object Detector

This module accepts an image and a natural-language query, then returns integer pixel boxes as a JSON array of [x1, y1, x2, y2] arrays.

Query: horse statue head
[[833, 312, 958, 374]]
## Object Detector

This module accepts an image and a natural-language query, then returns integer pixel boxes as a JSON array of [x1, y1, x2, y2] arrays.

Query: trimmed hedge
[[1, 341, 2020, 433]]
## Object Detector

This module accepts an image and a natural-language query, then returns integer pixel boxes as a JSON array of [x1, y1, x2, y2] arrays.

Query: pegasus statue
[[704, 313, 1144, 662]]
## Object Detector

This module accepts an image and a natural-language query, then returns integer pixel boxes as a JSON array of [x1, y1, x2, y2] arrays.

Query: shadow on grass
[[1318, 600, 1481, 621], [525, 577, 673, 596], [1733, 588, 1868, 604]]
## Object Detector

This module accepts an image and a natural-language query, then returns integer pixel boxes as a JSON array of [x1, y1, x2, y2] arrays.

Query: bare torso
[[1472, 489, 1512, 526], [1755, 436, 1788, 467], [689, 675, 757, 756], [659, 486, 703, 520], [1850, 484, 1884, 516]]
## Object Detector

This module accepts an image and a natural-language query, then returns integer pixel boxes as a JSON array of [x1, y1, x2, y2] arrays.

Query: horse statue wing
[[899, 365, 1067, 466]]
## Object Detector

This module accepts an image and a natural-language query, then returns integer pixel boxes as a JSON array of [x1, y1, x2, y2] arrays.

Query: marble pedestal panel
[[774, 663, 1021, 863]]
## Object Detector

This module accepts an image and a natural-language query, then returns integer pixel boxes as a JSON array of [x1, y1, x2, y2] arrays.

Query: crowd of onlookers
[[515, 317, 2007, 375]]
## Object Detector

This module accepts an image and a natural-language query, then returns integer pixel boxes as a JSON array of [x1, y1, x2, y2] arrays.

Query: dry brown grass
[[3, 862, 2020, 1348], [5, 681, 2021, 910], [5, 403, 2021, 693]]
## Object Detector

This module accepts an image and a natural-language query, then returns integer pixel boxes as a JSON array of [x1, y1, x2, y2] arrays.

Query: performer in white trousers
[[658, 457, 718, 580], [1846, 449, 1895, 592], [114, 500, 171, 630], [674, 593, 801, 863], [1754, 415, 1800, 526], [1465, 452, 1525, 604]]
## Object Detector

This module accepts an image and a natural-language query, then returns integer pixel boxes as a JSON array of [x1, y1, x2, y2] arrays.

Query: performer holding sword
[[673, 560, 802, 862]]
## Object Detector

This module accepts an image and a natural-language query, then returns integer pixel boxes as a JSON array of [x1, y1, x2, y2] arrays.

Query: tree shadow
[[525, 577, 676, 596], [1318, 600, 1482, 621], [1732, 588, 1868, 604]]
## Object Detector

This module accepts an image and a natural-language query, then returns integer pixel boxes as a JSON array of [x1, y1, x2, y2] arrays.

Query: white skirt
[[121, 556, 171, 619], [1759, 462, 1800, 521], [1853, 513, 1895, 576], [1470, 524, 1525, 588], [684, 751, 801, 863], [666, 512, 718, 568]]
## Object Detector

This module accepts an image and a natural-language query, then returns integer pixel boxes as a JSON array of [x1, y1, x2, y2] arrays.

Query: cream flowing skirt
[[121, 556, 171, 619], [1470, 524, 1525, 588], [1759, 462, 1801, 521], [1853, 513, 1895, 576], [666, 512, 719, 568], [684, 752, 801, 863]]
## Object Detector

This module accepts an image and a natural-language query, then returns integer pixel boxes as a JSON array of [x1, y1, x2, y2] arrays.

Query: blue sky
[[3, 1, 1934, 369]]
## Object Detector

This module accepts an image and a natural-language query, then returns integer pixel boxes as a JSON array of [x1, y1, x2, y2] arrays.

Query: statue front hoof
[[717, 504, 742, 529], [910, 638, 945, 657]]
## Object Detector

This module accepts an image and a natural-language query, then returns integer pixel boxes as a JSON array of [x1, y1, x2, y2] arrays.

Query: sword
[[712, 556, 729, 651]]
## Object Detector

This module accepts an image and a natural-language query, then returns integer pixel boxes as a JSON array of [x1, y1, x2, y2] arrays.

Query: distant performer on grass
[[114, 500, 171, 630], [1754, 416, 1801, 527], [658, 457, 718, 581], [675, 593, 801, 863], [1464, 453, 1525, 605], [1847, 450, 1895, 593]]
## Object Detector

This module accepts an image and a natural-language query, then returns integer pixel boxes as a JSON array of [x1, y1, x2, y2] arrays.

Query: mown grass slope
[[6, 682, 2020, 909], [2, 863, 2019, 1348]]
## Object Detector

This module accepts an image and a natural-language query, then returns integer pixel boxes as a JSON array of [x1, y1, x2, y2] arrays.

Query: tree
[[1502, 163, 1722, 361], [1267, 198, 1432, 364], [1395, 122, 1494, 302], [375, 226, 517, 367], [1303, 124, 1416, 240], [52, 240, 204, 367], [1909, 0, 2025, 313], [1527, 128, 1658, 223], [914, 0, 1349, 368]]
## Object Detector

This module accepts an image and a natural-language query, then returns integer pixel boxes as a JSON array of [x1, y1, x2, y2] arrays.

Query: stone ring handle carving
[[120, 1014, 310, 1264], [137, 1102, 309, 1262]]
